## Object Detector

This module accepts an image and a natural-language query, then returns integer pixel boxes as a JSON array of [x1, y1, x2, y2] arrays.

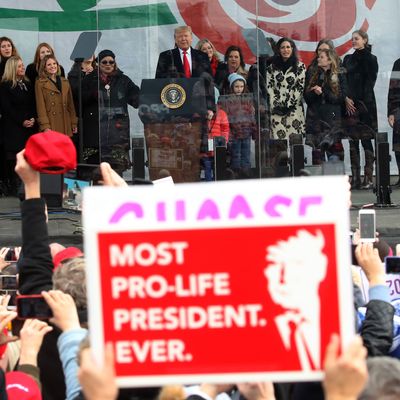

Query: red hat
[[52, 246, 84, 269], [6, 371, 42, 400], [24, 131, 77, 174]]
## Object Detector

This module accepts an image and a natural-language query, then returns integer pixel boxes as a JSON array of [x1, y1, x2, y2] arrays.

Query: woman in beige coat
[[35, 55, 77, 136]]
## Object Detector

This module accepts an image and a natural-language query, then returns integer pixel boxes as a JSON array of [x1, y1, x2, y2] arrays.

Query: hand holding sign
[[237, 382, 276, 400], [78, 342, 118, 400], [323, 334, 368, 400]]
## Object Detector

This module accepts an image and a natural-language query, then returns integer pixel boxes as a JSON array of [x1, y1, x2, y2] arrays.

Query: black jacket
[[18, 199, 66, 400], [304, 67, 347, 144], [81, 69, 139, 148], [343, 48, 378, 133], [155, 47, 212, 79], [0, 80, 36, 152]]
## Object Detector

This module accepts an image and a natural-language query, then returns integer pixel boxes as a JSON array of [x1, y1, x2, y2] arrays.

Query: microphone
[[317, 71, 324, 87], [168, 49, 178, 78]]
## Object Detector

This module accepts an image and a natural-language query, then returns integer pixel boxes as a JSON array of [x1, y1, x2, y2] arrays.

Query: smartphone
[[359, 209, 376, 243], [0, 275, 17, 290], [386, 257, 400, 274], [4, 248, 15, 262], [16, 295, 53, 320], [0, 290, 17, 307]]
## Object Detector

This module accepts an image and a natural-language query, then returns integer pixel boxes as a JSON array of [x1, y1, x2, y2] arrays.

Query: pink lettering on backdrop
[[228, 195, 254, 219]]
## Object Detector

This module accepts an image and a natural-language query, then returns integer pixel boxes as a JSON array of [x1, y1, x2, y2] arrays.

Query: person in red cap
[[52, 247, 83, 270], [35, 55, 77, 137]]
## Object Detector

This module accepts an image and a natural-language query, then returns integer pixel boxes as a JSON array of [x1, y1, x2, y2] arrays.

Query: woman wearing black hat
[[81, 50, 139, 173]]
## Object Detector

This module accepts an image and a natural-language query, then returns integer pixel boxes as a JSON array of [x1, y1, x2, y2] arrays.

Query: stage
[[1, 181, 400, 250]]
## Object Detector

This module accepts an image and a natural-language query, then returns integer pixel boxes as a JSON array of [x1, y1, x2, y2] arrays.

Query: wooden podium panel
[[144, 121, 202, 183]]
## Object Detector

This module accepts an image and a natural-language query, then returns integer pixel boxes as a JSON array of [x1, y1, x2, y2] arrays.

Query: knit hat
[[228, 73, 246, 87], [98, 49, 115, 62], [52, 247, 84, 269], [24, 131, 77, 174], [6, 371, 42, 400]]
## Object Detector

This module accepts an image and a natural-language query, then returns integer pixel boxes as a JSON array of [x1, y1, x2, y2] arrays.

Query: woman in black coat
[[305, 48, 346, 164], [0, 37, 20, 194], [82, 50, 139, 174], [0, 56, 36, 195], [343, 29, 378, 190]]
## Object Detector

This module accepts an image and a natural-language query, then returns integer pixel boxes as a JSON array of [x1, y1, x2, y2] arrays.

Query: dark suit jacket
[[155, 47, 212, 79], [155, 47, 216, 113]]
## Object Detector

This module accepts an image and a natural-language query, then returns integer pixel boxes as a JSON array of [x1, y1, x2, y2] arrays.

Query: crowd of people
[[0, 151, 398, 399], [0, 24, 399, 398], [1, 25, 400, 188]]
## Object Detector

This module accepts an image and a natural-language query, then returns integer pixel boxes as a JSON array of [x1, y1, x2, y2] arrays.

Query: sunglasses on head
[[101, 60, 115, 65]]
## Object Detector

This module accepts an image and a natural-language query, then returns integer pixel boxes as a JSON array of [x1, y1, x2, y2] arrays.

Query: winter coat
[[35, 76, 78, 136], [304, 67, 346, 147], [219, 93, 256, 140], [387, 58, 400, 149], [267, 58, 306, 139], [0, 80, 36, 152], [342, 48, 378, 137], [81, 69, 139, 149], [206, 105, 230, 156]]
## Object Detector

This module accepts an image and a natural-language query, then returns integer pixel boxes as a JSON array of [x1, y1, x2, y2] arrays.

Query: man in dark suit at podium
[[155, 26, 212, 79]]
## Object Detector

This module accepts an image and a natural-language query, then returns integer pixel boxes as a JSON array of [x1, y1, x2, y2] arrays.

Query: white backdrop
[[0, 0, 397, 172]]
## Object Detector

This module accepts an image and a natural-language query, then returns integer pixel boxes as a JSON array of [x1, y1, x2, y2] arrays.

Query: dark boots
[[349, 140, 361, 190], [351, 167, 361, 190], [361, 149, 374, 190]]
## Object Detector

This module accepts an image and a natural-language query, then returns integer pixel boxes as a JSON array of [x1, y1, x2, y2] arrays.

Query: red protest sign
[[84, 177, 354, 386], [97, 223, 341, 384]]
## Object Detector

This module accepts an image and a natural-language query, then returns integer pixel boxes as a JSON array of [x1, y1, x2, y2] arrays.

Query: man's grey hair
[[52, 258, 86, 309], [359, 356, 400, 400]]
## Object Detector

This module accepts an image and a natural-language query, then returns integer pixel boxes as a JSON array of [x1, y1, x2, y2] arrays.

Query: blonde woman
[[0, 56, 36, 194], [35, 55, 77, 136], [26, 42, 65, 83], [304, 48, 346, 163], [196, 38, 222, 77]]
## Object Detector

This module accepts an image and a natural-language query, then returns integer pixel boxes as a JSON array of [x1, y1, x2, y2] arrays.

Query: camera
[[359, 209, 376, 243], [4, 248, 15, 261], [0, 275, 17, 291], [386, 257, 400, 274], [16, 295, 53, 319]]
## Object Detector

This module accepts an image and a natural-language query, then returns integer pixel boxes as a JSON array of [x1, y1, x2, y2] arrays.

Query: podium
[[139, 78, 207, 183]]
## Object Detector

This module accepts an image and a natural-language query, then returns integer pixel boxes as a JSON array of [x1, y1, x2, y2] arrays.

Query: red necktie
[[183, 51, 191, 78]]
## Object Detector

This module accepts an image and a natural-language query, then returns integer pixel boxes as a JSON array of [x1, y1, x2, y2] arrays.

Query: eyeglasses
[[101, 60, 115, 65]]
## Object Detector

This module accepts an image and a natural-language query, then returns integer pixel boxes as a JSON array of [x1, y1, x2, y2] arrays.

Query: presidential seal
[[160, 83, 186, 109]]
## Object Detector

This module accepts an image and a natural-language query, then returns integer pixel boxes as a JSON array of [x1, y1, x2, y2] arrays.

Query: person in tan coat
[[35, 55, 77, 137]]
